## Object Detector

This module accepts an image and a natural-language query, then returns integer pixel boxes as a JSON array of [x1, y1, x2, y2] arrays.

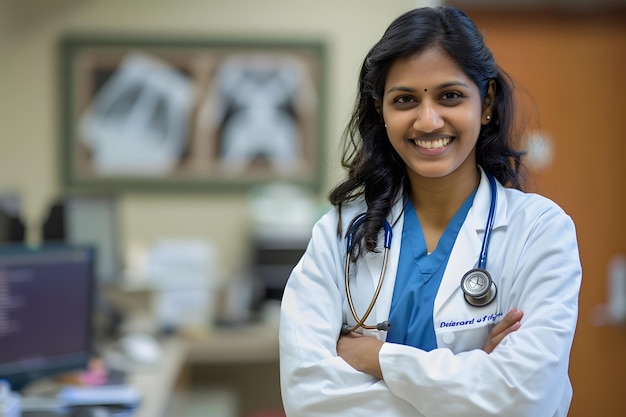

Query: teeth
[[415, 137, 451, 149]]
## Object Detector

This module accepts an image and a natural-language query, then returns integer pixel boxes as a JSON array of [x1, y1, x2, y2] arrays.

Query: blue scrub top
[[386, 190, 476, 351]]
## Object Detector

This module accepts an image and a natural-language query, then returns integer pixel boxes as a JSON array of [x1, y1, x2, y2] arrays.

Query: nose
[[413, 102, 444, 133]]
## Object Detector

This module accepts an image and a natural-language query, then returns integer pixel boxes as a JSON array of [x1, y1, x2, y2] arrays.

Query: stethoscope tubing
[[343, 216, 392, 334], [342, 173, 498, 333], [344, 245, 390, 333], [478, 173, 497, 270]]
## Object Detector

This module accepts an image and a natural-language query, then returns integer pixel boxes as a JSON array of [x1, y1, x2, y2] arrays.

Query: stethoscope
[[342, 173, 498, 334]]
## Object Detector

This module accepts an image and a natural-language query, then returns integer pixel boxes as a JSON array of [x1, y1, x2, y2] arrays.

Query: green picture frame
[[59, 35, 326, 192]]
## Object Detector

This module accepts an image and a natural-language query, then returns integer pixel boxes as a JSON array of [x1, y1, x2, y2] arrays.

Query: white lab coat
[[279, 168, 582, 417]]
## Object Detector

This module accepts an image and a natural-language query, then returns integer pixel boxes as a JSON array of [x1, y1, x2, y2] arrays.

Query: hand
[[483, 308, 523, 354], [337, 332, 384, 379]]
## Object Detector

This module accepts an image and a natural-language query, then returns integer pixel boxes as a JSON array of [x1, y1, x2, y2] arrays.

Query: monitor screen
[[0, 245, 95, 391]]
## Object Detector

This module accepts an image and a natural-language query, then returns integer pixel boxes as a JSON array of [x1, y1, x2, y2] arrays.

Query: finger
[[491, 309, 523, 336], [485, 319, 522, 353], [492, 320, 521, 344], [484, 310, 524, 354]]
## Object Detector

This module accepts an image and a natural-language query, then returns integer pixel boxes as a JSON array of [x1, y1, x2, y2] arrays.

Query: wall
[[0, 0, 432, 277]]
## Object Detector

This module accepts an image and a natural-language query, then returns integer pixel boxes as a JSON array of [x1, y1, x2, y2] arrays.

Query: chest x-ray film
[[79, 52, 194, 176]]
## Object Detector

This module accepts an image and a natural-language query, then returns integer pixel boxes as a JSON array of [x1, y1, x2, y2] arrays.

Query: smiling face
[[380, 46, 494, 185]]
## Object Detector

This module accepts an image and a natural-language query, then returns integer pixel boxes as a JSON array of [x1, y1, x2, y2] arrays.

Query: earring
[[486, 115, 491, 121]]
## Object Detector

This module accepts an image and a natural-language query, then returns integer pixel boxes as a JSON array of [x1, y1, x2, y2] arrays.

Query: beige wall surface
[[0, 0, 433, 276]]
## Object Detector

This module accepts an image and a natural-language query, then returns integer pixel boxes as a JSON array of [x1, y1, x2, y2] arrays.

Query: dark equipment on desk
[[250, 234, 307, 305], [0, 198, 25, 244]]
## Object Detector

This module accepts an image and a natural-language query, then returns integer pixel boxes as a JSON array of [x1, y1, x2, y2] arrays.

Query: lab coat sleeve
[[379, 204, 581, 417], [279, 210, 420, 416]]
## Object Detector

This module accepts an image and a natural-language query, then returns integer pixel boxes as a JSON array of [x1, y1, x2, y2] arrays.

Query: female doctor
[[279, 6, 582, 417]]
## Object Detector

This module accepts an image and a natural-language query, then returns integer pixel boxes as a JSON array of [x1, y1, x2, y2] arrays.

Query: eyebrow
[[386, 81, 471, 95]]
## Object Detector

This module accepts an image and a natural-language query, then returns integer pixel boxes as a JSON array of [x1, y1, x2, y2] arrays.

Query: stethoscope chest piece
[[460, 268, 497, 307]]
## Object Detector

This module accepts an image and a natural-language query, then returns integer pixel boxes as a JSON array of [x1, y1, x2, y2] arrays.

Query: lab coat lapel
[[434, 220, 483, 312], [434, 168, 503, 312]]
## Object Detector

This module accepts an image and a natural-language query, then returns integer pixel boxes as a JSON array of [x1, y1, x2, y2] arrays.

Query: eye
[[392, 95, 416, 108], [394, 95, 414, 103], [440, 91, 463, 103]]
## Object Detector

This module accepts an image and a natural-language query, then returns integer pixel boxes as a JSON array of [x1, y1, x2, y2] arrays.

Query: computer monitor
[[0, 244, 96, 391]]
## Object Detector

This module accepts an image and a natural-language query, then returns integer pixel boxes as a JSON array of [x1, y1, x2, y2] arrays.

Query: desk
[[186, 323, 279, 364], [21, 340, 186, 417], [127, 324, 280, 417], [182, 324, 282, 417], [127, 338, 188, 417]]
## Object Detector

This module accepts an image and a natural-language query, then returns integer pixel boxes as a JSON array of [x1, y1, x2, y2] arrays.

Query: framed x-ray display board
[[59, 35, 326, 192]]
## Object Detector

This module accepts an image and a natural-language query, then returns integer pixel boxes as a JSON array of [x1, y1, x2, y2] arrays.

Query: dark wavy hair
[[329, 6, 525, 257]]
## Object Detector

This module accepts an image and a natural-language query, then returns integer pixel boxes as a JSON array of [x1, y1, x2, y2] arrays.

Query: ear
[[481, 80, 496, 125]]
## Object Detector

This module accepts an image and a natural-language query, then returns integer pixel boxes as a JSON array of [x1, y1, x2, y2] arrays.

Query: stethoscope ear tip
[[341, 321, 391, 334]]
